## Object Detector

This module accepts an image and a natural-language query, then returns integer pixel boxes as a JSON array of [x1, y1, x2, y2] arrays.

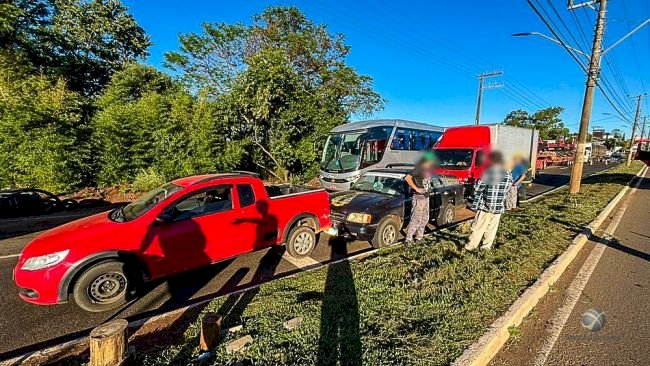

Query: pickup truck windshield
[[114, 183, 183, 222], [320, 127, 391, 173], [351, 174, 406, 196], [436, 149, 474, 169]]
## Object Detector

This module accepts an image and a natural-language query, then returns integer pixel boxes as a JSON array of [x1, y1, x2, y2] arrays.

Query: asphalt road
[[0, 162, 616, 358], [492, 167, 649, 366]]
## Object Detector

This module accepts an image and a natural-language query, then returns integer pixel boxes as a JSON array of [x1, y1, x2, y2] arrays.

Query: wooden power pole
[[474, 71, 503, 125], [568, 0, 607, 194], [626, 94, 646, 166]]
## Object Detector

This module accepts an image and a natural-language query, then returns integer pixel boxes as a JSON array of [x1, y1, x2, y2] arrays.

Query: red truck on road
[[433, 124, 539, 195], [14, 172, 331, 312]]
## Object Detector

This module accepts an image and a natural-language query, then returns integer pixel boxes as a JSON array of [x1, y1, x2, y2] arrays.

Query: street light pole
[[626, 94, 646, 166], [568, 0, 607, 194]]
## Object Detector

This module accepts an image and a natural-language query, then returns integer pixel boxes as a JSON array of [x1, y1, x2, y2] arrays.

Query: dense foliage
[[0, 2, 383, 191]]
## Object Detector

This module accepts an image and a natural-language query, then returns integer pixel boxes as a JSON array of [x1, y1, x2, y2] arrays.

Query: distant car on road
[[0, 188, 76, 218], [329, 169, 464, 248], [14, 172, 331, 312]]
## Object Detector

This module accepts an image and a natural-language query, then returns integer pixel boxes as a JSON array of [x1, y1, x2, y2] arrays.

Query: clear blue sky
[[123, 0, 649, 134]]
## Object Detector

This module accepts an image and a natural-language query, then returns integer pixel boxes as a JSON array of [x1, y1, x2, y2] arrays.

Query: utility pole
[[626, 94, 646, 165], [568, 0, 607, 194], [638, 116, 647, 148], [474, 71, 503, 125]]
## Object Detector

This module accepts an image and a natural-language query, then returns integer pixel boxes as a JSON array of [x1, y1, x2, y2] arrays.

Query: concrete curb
[[452, 165, 647, 366]]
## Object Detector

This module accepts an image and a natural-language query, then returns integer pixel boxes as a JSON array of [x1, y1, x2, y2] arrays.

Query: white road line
[[0, 254, 19, 260], [533, 167, 646, 366]]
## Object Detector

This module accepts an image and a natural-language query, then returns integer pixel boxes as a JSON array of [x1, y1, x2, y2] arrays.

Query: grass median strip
[[133, 163, 643, 366]]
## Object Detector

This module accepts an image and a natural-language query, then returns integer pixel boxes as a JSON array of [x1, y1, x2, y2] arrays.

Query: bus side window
[[391, 129, 408, 150]]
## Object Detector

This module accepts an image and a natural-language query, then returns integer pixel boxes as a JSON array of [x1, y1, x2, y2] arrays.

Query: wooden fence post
[[199, 313, 222, 351], [89, 319, 129, 366]]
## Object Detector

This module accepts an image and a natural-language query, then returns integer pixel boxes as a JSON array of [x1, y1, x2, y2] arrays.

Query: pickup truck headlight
[[21, 250, 69, 271], [347, 213, 372, 224]]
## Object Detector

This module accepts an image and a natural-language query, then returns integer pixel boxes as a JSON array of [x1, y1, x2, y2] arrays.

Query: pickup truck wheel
[[72, 261, 134, 312], [437, 204, 455, 227], [371, 217, 400, 249], [286, 226, 317, 258]]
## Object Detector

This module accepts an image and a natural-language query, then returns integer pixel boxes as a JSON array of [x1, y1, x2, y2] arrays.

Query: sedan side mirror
[[154, 212, 173, 225]]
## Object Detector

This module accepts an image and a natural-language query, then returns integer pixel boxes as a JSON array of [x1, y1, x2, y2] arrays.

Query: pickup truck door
[[143, 185, 240, 275], [231, 184, 276, 252]]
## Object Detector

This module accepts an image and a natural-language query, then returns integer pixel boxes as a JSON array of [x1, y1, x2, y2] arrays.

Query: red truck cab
[[14, 172, 331, 312], [434, 125, 539, 194]]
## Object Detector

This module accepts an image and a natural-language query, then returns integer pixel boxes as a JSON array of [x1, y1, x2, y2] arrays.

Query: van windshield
[[436, 149, 474, 169], [320, 127, 391, 173]]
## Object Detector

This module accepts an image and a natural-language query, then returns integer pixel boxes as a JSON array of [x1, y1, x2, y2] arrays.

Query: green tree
[[0, 53, 88, 191], [91, 64, 247, 185], [1, 0, 150, 96], [165, 6, 383, 181], [503, 106, 570, 140]]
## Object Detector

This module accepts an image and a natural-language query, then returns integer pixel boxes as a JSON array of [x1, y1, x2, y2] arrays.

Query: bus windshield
[[320, 127, 391, 172], [436, 149, 474, 169]]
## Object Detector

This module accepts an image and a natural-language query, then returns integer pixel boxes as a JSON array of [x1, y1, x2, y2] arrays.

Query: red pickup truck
[[14, 172, 331, 312]]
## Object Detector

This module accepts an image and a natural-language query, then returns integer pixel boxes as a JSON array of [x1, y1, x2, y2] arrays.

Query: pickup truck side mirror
[[154, 212, 173, 225]]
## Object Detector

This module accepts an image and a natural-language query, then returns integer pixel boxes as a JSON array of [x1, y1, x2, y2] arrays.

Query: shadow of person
[[210, 200, 283, 329], [215, 245, 284, 330], [137, 216, 214, 310], [317, 240, 362, 366]]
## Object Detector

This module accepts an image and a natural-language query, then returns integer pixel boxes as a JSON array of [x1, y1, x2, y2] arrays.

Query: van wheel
[[371, 217, 400, 249], [286, 226, 317, 258], [437, 204, 455, 227], [72, 261, 135, 312]]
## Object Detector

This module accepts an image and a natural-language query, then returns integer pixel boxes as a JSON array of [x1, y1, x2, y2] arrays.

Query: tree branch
[[252, 161, 282, 181]]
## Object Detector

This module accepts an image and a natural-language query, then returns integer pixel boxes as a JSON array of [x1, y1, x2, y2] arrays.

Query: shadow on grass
[[317, 240, 362, 366]]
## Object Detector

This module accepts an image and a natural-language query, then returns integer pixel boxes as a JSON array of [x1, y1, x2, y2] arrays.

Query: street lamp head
[[512, 33, 533, 37]]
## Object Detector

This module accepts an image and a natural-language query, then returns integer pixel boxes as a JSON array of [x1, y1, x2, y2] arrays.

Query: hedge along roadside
[[129, 162, 645, 365]]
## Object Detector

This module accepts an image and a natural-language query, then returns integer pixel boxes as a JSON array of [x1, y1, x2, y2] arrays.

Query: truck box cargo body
[[433, 124, 539, 192]]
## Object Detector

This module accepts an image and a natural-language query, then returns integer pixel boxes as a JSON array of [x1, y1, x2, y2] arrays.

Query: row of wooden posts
[[89, 314, 222, 366]]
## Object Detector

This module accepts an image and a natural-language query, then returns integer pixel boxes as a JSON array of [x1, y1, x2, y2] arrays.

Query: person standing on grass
[[465, 151, 513, 251], [506, 154, 528, 211], [404, 151, 436, 243]]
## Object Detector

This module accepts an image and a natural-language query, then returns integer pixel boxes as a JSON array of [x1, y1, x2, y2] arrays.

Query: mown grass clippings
[[131, 163, 642, 366]]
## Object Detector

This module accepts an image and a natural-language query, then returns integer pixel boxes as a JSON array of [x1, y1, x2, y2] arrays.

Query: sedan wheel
[[88, 272, 128, 303]]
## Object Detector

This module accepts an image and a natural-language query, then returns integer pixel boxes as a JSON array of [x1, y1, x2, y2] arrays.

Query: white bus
[[319, 119, 445, 191]]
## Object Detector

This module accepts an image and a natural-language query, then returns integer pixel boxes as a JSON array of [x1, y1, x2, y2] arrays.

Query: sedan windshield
[[351, 174, 406, 196], [436, 149, 474, 169], [115, 183, 183, 222]]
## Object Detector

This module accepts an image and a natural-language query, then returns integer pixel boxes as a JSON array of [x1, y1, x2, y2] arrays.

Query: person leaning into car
[[404, 151, 437, 243]]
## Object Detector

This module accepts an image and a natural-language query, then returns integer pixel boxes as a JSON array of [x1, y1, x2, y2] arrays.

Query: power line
[[526, 0, 634, 125]]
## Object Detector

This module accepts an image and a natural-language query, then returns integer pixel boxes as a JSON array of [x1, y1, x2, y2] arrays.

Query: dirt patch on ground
[[64, 185, 144, 204]]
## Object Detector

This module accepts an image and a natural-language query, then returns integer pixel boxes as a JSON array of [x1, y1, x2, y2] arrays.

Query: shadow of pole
[[317, 241, 362, 366]]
